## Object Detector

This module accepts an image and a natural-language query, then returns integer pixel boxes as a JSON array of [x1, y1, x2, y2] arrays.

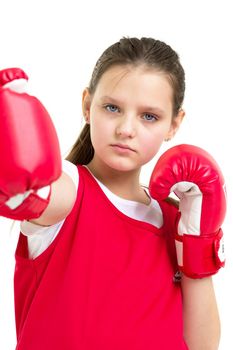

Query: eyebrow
[[100, 95, 166, 115]]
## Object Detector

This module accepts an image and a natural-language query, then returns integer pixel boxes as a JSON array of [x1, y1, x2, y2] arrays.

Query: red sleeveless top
[[14, 165, 188, 349]]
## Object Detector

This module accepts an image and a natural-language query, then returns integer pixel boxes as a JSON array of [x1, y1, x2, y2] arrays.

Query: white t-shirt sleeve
[[20, 219, 65, 259], [61, 159, 79, 190], [20, 159, 79, 259]]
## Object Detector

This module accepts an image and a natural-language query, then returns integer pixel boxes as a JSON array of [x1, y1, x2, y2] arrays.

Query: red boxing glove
[[149, 144, 226, 279], [0, 68, 61, 220]]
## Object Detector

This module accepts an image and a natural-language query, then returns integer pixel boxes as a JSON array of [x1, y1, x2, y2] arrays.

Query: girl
[[15, 37, 220, 349]]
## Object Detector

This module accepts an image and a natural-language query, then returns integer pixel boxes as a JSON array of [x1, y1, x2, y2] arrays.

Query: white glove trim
[[218, 236, 225, 263], [3, 78, 28, 93], [5, 185, 50, 210], [171, 181, 203, 236], [5, 190, 32, 209]]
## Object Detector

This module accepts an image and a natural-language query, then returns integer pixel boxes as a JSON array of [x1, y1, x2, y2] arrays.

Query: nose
[[115, 114, 136, 138]]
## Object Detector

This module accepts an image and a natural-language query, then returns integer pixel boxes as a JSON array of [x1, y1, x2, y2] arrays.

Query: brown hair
[[66, 36, 185, 165]]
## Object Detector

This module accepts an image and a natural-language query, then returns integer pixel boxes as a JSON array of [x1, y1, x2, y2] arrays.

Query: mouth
[[111, 143, 135, 152]]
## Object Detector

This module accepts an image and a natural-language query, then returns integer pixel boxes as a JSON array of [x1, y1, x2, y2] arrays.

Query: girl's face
[[82, 65, 184, 173]]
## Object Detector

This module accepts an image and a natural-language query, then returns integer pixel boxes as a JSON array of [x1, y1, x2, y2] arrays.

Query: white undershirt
[[20, 161, 163, 259]]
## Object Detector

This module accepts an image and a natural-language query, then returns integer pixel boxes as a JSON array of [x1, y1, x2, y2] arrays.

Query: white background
[[0, 0, 232, 348]]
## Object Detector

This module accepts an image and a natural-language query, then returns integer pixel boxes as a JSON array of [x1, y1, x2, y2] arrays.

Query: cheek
[[89, 116, 111, 150], [140, 131, 165, 158], [89, 123, 101, 150]]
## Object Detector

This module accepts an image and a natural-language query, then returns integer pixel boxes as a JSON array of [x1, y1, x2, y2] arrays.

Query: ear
[[82, 88, 91, 124], [165, 109, 185, 141]]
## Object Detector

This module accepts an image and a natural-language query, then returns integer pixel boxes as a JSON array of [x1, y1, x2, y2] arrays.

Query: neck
[[86, 157, 144, 201]]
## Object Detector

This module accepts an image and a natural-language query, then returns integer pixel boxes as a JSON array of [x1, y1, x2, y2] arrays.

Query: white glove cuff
[[3, 78, 28, 93]]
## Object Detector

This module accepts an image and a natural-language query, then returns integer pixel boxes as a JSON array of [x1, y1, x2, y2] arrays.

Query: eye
[[105, 104, 120, 113], [143, 113, 158, 122]]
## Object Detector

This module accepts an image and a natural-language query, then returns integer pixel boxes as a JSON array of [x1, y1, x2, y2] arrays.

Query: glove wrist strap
[[176, 229, 225, 279]]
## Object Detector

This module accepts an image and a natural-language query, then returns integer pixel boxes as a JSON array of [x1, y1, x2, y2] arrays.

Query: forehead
[[93, 65, 173, 113]]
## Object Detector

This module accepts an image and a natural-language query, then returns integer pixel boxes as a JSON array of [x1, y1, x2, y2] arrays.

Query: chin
[[106, 159, 140, 172]]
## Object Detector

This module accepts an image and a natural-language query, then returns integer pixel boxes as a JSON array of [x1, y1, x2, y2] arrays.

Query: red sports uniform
[[14, 165, 188, 349]]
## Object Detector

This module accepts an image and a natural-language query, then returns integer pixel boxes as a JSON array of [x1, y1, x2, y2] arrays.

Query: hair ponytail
[[66, 124, 94, 165]]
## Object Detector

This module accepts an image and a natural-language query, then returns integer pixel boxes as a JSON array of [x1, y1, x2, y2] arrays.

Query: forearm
[[181, 274, 221, 350], [30, 171, 77, 226]]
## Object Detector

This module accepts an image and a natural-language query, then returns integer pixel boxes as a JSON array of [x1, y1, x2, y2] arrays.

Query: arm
[[30, 168, 77, 226], [181, 275, 220, 350], [149, 144, 226, 348]]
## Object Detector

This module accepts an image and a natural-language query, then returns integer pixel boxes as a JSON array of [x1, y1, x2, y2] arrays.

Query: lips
[[111, 143, 135, 152]]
